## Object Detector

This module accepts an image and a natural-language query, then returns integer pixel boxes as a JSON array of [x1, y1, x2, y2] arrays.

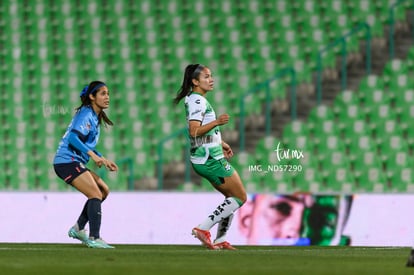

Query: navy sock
[[87, 198, 102, 239], [76, 200, 89, 230]]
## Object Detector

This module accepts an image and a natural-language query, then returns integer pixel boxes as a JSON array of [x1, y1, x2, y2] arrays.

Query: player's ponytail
[[173, 64, 205, 104]]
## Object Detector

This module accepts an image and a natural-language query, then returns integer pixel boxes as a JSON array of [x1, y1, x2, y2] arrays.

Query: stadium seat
[[0, 0, 409, 192], [332, 90, 361, 119], [324, 167, 355, 193], [346, 134, 378, 164], [307, 104, 336, 131], [340, 118, 371, 146], [293, 166, 322, 193], [366, 103, 397, 136], [254, 136, 282, 163], [389, 167, 414, 192], [281, 119, 310, 147], [357, 167, 388, 192], [378, 135, 410, 164], [382, 59, 409, 86]]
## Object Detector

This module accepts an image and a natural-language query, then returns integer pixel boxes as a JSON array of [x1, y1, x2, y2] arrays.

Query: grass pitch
[[0, 243, 411, 275]]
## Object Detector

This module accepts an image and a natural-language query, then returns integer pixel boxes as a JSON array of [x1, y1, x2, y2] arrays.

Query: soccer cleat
[[214, 241, 236, 250], [192, 227, 216, 250], [86, 238, 115, 249], [68, 227, 88, 244], [406, 252, 414, 267]]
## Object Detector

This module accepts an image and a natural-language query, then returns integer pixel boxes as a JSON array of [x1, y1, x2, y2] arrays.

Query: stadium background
[[0, 0, 413, 195]]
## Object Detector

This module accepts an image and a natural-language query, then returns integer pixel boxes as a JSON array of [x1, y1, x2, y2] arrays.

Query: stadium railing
[[156, 127, 189, 190], [388, 0, 414, 58], [316, 22, 372, 104], [238, 67, 297, 152], [97, 157, 135, 190]]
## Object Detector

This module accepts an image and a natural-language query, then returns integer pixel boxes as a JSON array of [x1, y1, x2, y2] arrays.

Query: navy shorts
[[54, 162, 89, 184]]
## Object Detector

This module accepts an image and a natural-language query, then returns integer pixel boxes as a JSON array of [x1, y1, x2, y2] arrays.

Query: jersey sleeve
[[70, 110, 92, 138], [67, 131, 91, 154], [187, 95, 206, 122]]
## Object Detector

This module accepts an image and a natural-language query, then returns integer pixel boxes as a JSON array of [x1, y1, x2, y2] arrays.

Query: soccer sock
[[214, 213, 234, 244], [87, 198, 102, 239], [198, 197, 241, 231], [76, 200, 90, 230]]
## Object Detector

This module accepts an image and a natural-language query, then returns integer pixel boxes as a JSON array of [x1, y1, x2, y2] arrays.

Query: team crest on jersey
[[222, 159, 231, 171], [80, 123, 91, 131]]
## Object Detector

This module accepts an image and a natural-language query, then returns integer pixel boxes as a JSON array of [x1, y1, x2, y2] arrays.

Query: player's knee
[[233, 193, 246, 207], [101, 188, 110, 202], [238, 193, 247, 205]]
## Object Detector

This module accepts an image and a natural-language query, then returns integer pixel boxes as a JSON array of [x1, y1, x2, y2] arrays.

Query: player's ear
[[89, 93, 95, 101], [192, 78, 199, 87]]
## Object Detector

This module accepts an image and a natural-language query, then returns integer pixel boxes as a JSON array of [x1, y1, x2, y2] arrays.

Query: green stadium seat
[[382, 59, 409, 86], [332, 90, 361, 118], [307, 104, 336, 132], [388, 73, 414, 102], [282, 121, 313, 154], [357, 167, 388, 192], [319, 149, 351, 178], [314, 134, 347, 165], [263, 169, 294, 194], [336, 103, 366, 132], [349, 0, 376, 23], [366, 103, 397, 134], [341, 119, 371, 146], [384, 151, 414, 181], [406, 46, 414, 71], [281, 119, 310, 145], [361, 89, 392, 116], [293, 166, 322, 193], [346, 134, 378, 163], [378, 0, 408, 24], [389, 167, 414, 192], [254, 136, 282, 163], [324, 167, 355, 193], [372, 118, 403, 148], [358, 74, 385, 97], [378, 135, 410, 164], [0, 0, 407, 192], [394, 89, 414, 117]]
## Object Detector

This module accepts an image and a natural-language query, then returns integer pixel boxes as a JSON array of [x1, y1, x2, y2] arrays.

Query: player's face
[[249, 195, 304, 243], [92, 86, 110, 110], [194, 68, 214, 92]]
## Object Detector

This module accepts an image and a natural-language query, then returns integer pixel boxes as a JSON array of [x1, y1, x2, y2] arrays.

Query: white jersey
[[184, 92, 223, 164]]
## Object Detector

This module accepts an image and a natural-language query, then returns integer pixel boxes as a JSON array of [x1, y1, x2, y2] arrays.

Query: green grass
[[0, 243, 412, 275]]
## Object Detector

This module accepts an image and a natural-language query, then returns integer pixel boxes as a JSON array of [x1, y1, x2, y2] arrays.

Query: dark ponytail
[[76, 80, 114, 127], [173, 64, 206, 104]]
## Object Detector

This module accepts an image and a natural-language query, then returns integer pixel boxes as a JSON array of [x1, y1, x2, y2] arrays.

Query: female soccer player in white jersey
[[174, 64, 247, 250], [53, 81, 118, 249]]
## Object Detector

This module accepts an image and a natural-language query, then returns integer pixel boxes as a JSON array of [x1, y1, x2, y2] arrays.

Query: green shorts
[[192, 157, 234, 185]]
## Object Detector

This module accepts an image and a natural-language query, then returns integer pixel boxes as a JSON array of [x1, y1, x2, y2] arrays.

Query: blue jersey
[[53, 105, 101, 164]]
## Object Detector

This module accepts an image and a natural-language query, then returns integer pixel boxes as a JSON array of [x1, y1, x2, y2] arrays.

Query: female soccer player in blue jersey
[[53, 81, 118, 249], [174, 64, 247, 250]]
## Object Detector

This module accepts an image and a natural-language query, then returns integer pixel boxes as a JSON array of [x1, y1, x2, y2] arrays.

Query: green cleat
[[68, 227, 88, 244], [86, 238, 115, 249]]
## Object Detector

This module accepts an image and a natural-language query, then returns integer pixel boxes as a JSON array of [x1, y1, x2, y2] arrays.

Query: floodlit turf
[[0, 243, 412, 275]]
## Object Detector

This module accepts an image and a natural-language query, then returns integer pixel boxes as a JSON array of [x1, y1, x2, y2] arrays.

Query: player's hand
[[91, 155, 105, 168], [222, 142, 233, 159], [216, 114, 230, 125], [104, 159, 118, 172]]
